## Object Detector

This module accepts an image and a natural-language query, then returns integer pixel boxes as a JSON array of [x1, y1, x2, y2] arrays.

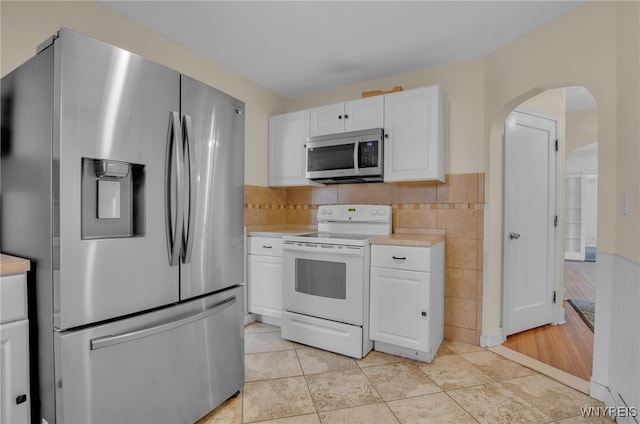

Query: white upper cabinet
[[383, 85, 445, 182], [268, 85, 445, 187], [309, 103, 344, 136], [309, 96, 384, 137], [268, 109, 314, 187]]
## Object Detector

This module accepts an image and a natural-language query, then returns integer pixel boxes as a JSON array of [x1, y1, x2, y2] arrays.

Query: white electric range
[[281, 204, 391, 358]]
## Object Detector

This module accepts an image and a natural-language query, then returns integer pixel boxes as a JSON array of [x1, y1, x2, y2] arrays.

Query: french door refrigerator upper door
[[180, 75, 245, 299], [57, 29, 180, 329]]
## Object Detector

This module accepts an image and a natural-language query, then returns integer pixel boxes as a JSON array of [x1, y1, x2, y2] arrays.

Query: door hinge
[[555, 139, 559, 152], [554, 215, 558, 227], [553, 290, 557, 304]]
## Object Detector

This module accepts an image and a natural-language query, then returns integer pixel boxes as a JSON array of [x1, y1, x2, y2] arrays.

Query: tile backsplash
[[245, 173, 485, 345]]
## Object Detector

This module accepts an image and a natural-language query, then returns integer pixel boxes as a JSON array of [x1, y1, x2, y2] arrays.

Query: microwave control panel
[[358, 140, 379, 168]]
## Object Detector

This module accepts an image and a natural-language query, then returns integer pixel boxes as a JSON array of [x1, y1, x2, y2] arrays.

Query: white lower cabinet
[[370, 242, 444, 362], [247, 236, 283, 324], [1, 273, 30, 424]]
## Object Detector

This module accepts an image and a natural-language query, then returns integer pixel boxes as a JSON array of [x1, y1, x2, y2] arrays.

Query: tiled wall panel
[[244, 172, 485, 345]]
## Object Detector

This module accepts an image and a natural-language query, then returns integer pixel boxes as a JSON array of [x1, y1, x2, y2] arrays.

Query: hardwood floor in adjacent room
[[503, 260, 595, 382]]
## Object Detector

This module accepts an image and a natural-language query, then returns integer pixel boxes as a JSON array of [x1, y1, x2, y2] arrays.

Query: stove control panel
[[317, 204, 391, 222]]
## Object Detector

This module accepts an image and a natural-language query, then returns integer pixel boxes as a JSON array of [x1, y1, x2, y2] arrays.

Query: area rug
[[567, 299, 595, 331]]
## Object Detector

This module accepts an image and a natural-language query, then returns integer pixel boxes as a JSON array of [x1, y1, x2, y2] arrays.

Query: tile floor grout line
[[357, 361, 400, 422], [439, 390, 483, 424], [494, 379, 557, 423], [213, 322, 607, 423], [454, 360, 561, 423]]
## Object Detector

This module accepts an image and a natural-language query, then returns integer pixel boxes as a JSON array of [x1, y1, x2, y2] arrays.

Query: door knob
[[509, 232, 521, 240]]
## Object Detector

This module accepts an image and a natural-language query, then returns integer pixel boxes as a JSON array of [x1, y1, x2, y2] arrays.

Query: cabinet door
[[269, 110, 312, 186], [383, 85, 445, 182], [344, 96, 384, 132], [0, 320, 29, 424], [248, 255, 283, 318], [309, 103, 344, 136], [370, 267, 430, 352]]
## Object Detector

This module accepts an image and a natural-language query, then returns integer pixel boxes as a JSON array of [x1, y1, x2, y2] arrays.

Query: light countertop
[[246, 225, 445, 246], [370, 228, 445, 247], [247, 225, 316, 238], [370, 233, 445, 247], [1, 254, 31, 276]]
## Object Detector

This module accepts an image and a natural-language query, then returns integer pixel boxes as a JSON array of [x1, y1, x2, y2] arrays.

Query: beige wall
[[567, 110, 598, 154], [615, 1, 640, 263], [3, 0, 639, 404], [482, 1, 619, 340], [1, 1, 633, 257], [275, 0, 629, 339], [0, 0, 284, 186]]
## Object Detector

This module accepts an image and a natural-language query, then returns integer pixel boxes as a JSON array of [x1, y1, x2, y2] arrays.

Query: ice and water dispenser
[[81, 158, 145, 239]]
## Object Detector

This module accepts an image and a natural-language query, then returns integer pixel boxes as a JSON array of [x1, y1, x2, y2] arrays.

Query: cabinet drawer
[[1, 273, 27, 324], [247, 237, 283, 256], [371, 244, 430, 272]]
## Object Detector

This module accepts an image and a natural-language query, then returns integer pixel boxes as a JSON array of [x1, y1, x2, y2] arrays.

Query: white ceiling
[[98, 1, 588, 100]]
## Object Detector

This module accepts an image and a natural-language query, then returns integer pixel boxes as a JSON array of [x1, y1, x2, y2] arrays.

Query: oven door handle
[[282, 242, 363, 256]]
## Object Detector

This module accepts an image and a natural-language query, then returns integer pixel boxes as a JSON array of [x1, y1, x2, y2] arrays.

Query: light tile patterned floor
[[197, 322, 610, 424]]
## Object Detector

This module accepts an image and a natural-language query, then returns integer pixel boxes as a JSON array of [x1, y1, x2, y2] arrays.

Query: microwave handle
[[353, 139, 359, 174]]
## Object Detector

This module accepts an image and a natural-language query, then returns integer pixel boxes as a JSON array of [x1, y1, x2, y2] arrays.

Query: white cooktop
[[283, 205, 391, 246]]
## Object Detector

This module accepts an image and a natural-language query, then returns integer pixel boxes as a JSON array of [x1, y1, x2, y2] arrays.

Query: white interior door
[[503, 109, 558, 336]]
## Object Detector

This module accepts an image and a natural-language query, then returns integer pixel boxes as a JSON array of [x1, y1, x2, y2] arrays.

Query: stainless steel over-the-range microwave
[[305, 128, 384, 184]]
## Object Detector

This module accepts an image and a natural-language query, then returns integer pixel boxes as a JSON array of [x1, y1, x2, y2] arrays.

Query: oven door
[[282, 241, 365, 325]]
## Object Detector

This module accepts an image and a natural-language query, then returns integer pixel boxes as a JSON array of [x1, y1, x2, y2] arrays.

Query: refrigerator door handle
[[90, 295, 237, 350], [166, 111, 185, 266], [182, 114, 196, 264]]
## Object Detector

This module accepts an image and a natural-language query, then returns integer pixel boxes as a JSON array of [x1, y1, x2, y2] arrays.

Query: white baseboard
[[590, 379, 615, 406], [480, 329, 505, 347], [255, 314, 282, 328], [244, 313, 256, 326], [553, 303, 566, 325]]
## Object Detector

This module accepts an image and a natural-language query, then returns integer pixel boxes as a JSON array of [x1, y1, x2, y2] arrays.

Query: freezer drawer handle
[[89, 295, 237, 351]]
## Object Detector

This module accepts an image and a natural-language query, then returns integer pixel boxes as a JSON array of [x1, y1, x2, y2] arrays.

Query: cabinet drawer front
[[248, 237, 283, 256], [371, 244, 430, 272], [1, 274, 27, 323]]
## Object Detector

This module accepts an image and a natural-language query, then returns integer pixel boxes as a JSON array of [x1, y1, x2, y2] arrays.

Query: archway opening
[[499, 85, 598, 384]]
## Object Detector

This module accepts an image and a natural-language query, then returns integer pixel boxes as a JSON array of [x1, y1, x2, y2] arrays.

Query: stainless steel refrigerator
[[1, 28, 245, 424]]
